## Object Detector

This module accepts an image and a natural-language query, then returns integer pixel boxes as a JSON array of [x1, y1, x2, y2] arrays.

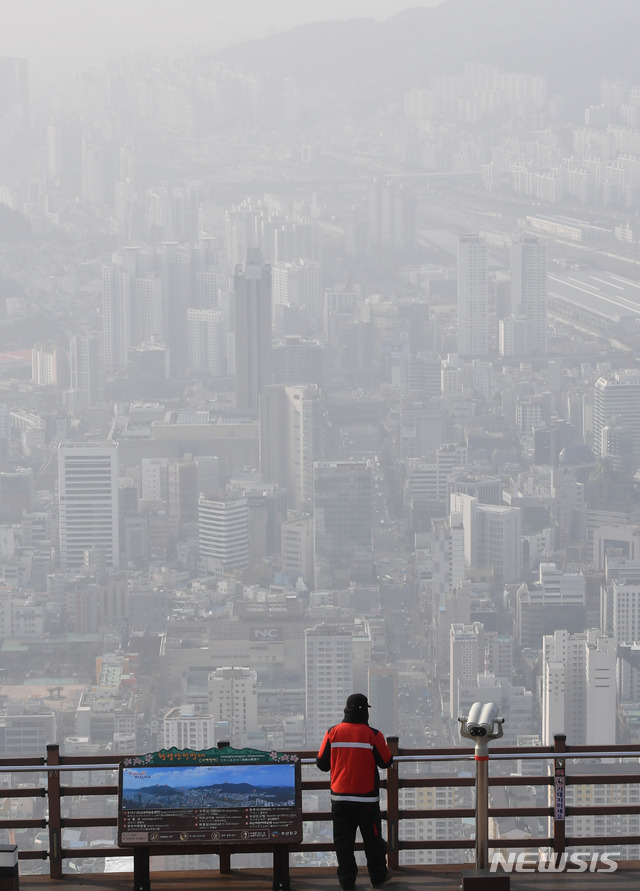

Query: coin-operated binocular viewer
[[459, 702, 505, 887]]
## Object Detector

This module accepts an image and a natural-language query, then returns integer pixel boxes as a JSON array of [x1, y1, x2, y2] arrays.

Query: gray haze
[[3, 0, 443, 85], [2, 0, 640, 873]]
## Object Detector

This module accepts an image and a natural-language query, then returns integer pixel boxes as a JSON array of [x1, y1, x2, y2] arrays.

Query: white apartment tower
[[305, 624, 353, 747], [187, 308, 224, 375], [541, 629, 616, 746], [58, 442, 120, 570], [457, 234, 488, 356], [510, 234, 548, 355], [593, 372, 640, 466]]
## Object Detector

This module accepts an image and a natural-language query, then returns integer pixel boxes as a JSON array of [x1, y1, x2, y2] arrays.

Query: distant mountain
[[217, 0, 640, 108]]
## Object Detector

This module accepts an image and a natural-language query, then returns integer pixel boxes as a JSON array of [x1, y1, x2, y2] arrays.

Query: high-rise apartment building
[[510, 234, 548, 355], [313, 461, 374, 591], [271, 259, 323, 336], [457, 234, 488, 356], [593, 372, 640, 466], [187, 308, 224, 375], [541, 628, 616, 746], [234, 249, 272, 412], [32, 343, 58, 386], [58, 442, 120, 570], [305, 624, 353, 746]]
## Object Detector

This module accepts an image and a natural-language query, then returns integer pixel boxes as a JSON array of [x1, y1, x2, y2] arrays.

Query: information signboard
[[118, 746, 302, 847]]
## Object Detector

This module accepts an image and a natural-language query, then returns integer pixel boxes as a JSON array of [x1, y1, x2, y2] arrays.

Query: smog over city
[[2, 0, 640, 872]]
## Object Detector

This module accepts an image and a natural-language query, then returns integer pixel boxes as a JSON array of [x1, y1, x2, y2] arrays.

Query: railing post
[[553, 734, 566, 857], [385, 735, 399, 871], [46, 743, 63, 879]]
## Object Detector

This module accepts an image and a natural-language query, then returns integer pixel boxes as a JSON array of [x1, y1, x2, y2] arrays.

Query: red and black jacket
[[316, 720, 393, 803]]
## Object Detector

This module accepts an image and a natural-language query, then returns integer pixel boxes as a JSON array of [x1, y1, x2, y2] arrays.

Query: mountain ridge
[[216, 0, 640, 107]]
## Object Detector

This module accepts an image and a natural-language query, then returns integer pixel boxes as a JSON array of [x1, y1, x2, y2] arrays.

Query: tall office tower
[[313, 461, 374, 591], [449, 622, 485, 719], [207, 667, 258, 749], [541, 629, 616, 746], [510, 234, 548, 355], [305, 624, 353, 746], [69, 334, 100, 413], [187, 308, 224, 375], [457, 234, 488, 356], [198, 493, 248, 578], [260, 384, 323, 512], [31, 343, 58, 385], [58, 442, 120, 570], [234, 249, 272, 413], [593, 372, 640, 466]]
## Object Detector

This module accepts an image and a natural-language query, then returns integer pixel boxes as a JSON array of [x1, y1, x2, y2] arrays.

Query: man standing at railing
[[316, 693, 393, 890]]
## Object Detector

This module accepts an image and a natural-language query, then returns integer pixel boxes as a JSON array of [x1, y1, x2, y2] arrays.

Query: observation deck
[[4, 737, 640, 890]]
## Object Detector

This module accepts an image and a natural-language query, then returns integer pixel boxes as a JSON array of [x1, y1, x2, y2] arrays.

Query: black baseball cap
[[346, 693, 370, 710]]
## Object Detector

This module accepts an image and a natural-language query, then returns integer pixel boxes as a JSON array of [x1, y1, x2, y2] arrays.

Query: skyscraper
[[305, 624, 353, 746], [510, 234, 548, 355], [593, 372, 640, 465], [457, 234, 488, 356], [260, 384, 323, 512], [313, 461, 374, 591], [234, 249, 272, 412], [69, 333, 100, 412], [541, 629, 616, 746], [58, 442, 120, 570], [198, 493, 249, 578]]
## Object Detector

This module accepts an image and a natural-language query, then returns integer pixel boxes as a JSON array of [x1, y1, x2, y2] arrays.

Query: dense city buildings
[[6, 4, 640, 868]]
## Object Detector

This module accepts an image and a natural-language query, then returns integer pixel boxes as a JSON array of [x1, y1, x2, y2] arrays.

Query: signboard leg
[[133, 847, 150, 891], [272, 846, 290, 891]]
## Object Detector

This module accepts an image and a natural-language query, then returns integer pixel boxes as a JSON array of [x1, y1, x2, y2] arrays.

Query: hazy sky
[[3, 0, 442, 86]]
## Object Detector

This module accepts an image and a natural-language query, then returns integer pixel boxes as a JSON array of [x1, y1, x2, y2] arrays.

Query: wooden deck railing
[[3, 735, 640, 878]]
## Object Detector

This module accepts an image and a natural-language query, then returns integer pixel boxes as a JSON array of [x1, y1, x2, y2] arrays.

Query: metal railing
[[3, 735, 640, 878]]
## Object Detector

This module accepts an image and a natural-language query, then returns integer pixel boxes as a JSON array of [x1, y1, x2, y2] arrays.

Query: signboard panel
[[118, 747, 302, 846]]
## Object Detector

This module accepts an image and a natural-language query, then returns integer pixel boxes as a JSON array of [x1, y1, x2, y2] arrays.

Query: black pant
[[332, 799, 388, 889]]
